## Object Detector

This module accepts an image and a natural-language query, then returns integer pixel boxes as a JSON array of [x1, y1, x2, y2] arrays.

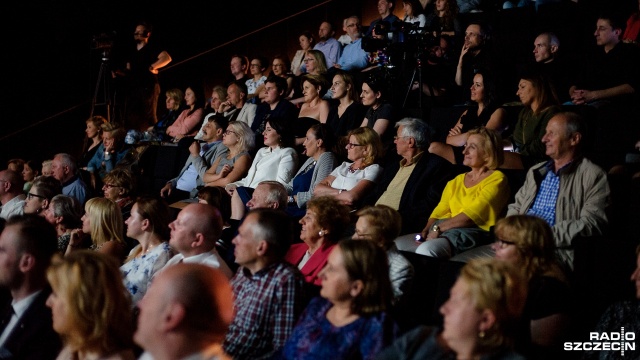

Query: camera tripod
[[90, 50, 114, 121]]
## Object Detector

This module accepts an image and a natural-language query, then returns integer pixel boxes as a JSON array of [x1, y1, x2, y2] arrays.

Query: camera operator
[[115, 21, 172, 132]]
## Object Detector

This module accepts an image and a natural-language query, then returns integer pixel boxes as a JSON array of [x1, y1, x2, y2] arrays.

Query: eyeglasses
[[494, 238, 517, 249], [27, 192, 46, 200], [303, 58, 315, 63], [346, 23, 358, 28], [103, 184, 121, 189], [250, 64, 261, 68], [224, 130, 238, 136], [345, 142, 364, 149], [393, 135, 411, 141]]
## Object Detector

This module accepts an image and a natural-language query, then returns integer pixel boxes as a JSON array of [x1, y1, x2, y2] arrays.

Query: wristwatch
[[430, 224, 440, 234]]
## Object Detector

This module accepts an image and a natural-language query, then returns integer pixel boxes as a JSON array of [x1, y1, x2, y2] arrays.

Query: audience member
[[223, 209, 306, 359], [295, 74, 330, 143], [285, 196, 351, 287], [377, 258, 527, 359], [166, 83, 205, 140], [353, 205, 414, 305], [291, 31, 315, 77], [229, 54, 250, 84], [246, 56, 268, 104], [150, 88, 185, 142], [78, 116, 107, 173], [314, 127, 383, 208], [251, 77, 299, 148], [0, 215, 61, 359], [366, 0, 400, 37], [503, 69, 561, 169], [334, 16, 369, 72], [120, 21, 172, 132], [216, 80, 257, 127], [360, 71, 396, 145], [623, 2, 640, 45], [285, 123, 337, 218], [46, 251, 136, 360], [41, 159, 53, 177], [121, 196, 175, 304], [455, 22, 493, 103], [403, 0, 427, 32], [195, 85, 226, 141], [21, 159, 41, 193], [22, 175, 61, 215], [506, 112, 610, 271], [531, 32, 571, 103], [276, 239, 397, 359], [337, 17, 353, 46], [313, 21, 342, 68], [203, 120, 254, 188], [102, 168, 135, 221], [365, 118, 455, 234], [135, 264, 234, 360], [67, 197, 127, 263], [0, 169, 25, 220], [327, 70, 367, 139], [163, 203, 233, 278], [396, 127, 509, 258], [43, 194, 83, 254], [53, 153, 91, 208], [86, 122, 128, 189], [429, 69, 506, 165], [197, 186, 232, 222], [271, 55, 295, 99], [6, 159, 24, 174], [424, 0, 460, 37], [161, 117, 228, 202]]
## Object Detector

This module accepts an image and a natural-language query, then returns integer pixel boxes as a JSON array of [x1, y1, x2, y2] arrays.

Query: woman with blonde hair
[[78, 115, 107, 170], [203, 120, 254, 187], [396, 127, 510, 258], [314, 127, 383, 207], [378, 258, 527, 359], [46, 251, 136, 360], [67, 197, 127, 263]]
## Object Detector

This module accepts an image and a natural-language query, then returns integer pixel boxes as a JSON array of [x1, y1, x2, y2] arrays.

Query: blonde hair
[[466, 127, 503, 170], [46, 251, 133, 354], [355, 205, 402, 250], [85, 198, 124, 247], [347, 127, 383, 167]]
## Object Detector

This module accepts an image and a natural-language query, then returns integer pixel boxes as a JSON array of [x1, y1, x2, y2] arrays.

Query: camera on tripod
[[91, 31, 116, 58]]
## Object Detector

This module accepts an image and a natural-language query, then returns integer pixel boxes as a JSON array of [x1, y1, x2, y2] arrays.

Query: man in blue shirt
[[365, 0, 400, 38], [334, 16, 369, 72], [313, 21, 341, 68]]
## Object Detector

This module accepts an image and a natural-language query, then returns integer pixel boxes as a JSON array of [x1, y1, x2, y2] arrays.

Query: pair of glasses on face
[[346, 143, 363, 149], [303, 58, 315, 63], [224, 130, 237, 136], [27, 192, 46, 200], [103, 184, 121, 189]]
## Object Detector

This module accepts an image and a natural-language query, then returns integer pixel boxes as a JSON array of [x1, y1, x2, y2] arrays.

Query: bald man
[[162, 203, 233, 278], [135, 263, 234, 360], [0, 170, 25, 219]]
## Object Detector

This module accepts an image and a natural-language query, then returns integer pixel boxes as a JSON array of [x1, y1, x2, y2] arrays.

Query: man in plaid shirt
[[223, 208, 306, 359]]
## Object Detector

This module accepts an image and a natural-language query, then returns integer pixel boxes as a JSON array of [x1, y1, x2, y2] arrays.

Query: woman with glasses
[[203, 121, 254, 188], [292, 50, 329, 106], [246, 56, 268, 104], [396, 127, 510, 258], [22, 176, 61, 215], [492, 215, 571, 358], [271, 55, 294, 99], [314, 127, 383, 208], [102, 168, 135, 221], [43, 194, 83, 254]]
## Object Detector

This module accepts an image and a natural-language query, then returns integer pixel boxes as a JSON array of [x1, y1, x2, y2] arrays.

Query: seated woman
[[276, 240, 397, 359], [271, 55, 295, 99], [22, 176, 62, 215], [46, 251, 136, 360], [295, 74, 330, 145], [225, 117, 298, 217], [429, 70, 506, 165], [22, 159, 41, 193], [166, 84, 205, 141], [102, 168, 136, 221], [151, 88, 185, 142], [360, 72, 396, 147], [291, 31, 315, 77], [291, 50, 329, 106], [402, 0, 427, 32], [503, 69, 561, 169], [285, 196, 350, 287], [314, 127, 383, 208], [353, 205, 414, 306], [246, 56, 268, 104], [67, 197, 128, 263], [203, 121, 254, 188], [43, 194, 83, 255], [377, 258, 527, 360], [424, 0, 461, 38], [396, 127, 510, 258], [121, 196, 175, 305], [327, 70, 367, 140], [285, 123, 337, 218], [86, 122, 129, 190], [492, 215, 571, 358], [78, 115, 106, 172]]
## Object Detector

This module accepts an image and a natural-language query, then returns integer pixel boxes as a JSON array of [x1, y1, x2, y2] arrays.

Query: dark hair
[[30, 176, 62, 201], [272, 55, 291, 73], [251, 56, 269, 72], [309, 123, 336, 151], [230, 54, 249, 67], [299, 31, 315, 46], [134, 196, 171, 240], [332, 69, 358, 103], [306, 196, 350, 244], [598, 12, 626, 31], [229, 80, 248, 96], [197, 186, 232, 222], [186, 82, 206, 114], [474, 68, 498, 108], [519, 67, 559, 114], [24, 159, 42, 176], [266, 117, 295, 148], [266, 75, 288, 95], [248, 208, 293, 258], [6, 214, 58, 271], [363, 71, 391, 103], [301, 73, 329, 97]]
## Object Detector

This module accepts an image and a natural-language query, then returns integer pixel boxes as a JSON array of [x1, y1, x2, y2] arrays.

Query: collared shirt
[[0, 290, 41, 347], [223, 262, 305, 360], [176, 141, 221, 192], [527, 161, 572, 226], [376, 152, 423, 210], [163, 248, 233, 279], [313, 37, 342, 68], [337, 38, 368, 71], [0, 194, 25, 220]]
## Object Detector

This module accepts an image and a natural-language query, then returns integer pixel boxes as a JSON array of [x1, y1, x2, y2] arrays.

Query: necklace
[[348, 164, 361, 173]]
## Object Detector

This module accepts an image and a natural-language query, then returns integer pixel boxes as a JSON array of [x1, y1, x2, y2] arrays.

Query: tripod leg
[[402, 68, 418, 108]]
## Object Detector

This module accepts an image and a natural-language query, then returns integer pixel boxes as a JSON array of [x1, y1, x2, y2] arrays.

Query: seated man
[[216, 80, 257, 127], [365, 0, 400, 37], [453, 112, 610, 271], [363, 118, 455, 234], [334, 16, 369, 73], [313, 21, 341, 68], [135, 264, 234, 360], [455, 22, 495, 104], [0, 170, 25, 220], [223, 208, 306, 360], [162, 203, 233, 278], [160, 117, 228, 203], [51, 153, 89, 205], [532, 32, 571, 103]]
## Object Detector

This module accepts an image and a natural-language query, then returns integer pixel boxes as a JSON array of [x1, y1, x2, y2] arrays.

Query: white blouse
[[329, 162, 382, 191]]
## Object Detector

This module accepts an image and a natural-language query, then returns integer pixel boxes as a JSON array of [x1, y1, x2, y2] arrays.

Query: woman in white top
[[225, 117, 298, 215], [314, 127, 383, 207], [291, 31, 315, 76], [403, 0, 427, 33], [246, 56, 268, 103]]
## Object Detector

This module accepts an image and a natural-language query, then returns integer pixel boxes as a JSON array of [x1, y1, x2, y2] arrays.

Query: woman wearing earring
[[285, 196, 350, 288], [203, 121, 254, 187], [22, 176, 62, 215], [327, 70, 367, 139], [314, 127, 383, 208]]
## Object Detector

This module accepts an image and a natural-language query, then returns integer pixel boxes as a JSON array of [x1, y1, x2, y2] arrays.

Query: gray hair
[[54, 153, 78, 173], [395, 118, 431, 150], [539, 32, 560, 48], [50, 194, 83, 229], [258, 181, 288, 210]]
